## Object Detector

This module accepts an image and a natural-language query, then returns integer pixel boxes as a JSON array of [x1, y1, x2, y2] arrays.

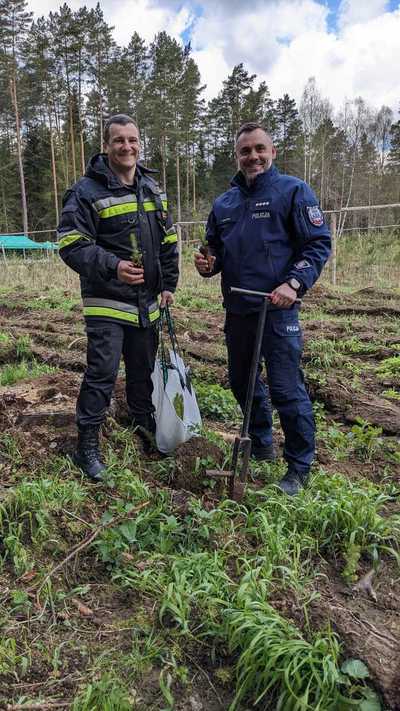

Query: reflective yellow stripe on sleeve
[[162, 232, 178, 245], [149, 308, 160, 322], [58, 232, 89, 249], [143, 200, 168, 212]]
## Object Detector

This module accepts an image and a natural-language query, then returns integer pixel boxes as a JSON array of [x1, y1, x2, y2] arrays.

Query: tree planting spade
[[204, 286, 301, 501]]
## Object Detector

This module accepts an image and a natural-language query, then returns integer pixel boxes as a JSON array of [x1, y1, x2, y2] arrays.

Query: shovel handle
[[230, 286, 302, 304]]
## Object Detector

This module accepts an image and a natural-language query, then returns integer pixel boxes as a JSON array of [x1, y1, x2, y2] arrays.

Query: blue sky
[[29, 0, 400, 115]]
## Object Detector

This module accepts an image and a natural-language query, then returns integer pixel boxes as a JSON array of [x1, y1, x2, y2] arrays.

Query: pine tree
[[0, 0, 33, 234], [274, 94, 302, 177]]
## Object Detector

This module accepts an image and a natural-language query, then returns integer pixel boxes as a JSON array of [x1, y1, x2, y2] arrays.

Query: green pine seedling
[[130, 232, 143, 267]]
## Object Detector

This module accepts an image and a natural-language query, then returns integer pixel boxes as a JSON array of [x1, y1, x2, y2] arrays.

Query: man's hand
[[269, 283, 297, 308], [117, 260, 145, 285], [160, 290, 174, 308], [194, 250, 215, 275]]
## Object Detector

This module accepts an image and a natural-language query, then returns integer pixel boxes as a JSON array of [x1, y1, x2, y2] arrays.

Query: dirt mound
[[172, 436, 225, 494], [309, 378, 400, 435], [0, 374, 79, 469]]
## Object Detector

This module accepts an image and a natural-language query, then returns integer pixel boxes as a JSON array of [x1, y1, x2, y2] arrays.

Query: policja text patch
[[306, 205, 324, 227]]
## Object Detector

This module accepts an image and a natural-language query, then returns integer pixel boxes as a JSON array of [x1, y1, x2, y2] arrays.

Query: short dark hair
[[235, 122, 271, 143], [103, 114, 139, 144]]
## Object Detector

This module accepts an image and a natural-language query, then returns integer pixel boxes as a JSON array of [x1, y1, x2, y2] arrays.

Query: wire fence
[[176, 203, 400, 286], [1, 202, 399, 285]]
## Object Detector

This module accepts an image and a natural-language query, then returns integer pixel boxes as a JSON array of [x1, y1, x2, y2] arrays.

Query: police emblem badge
[[306, 205, 324, 226]]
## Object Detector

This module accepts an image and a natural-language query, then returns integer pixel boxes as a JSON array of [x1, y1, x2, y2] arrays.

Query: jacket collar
[[231, 164, 280, 195], [85, 153, 158, 190]]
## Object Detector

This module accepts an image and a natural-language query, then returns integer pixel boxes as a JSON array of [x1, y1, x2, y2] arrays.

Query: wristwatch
[[286, 277, 302, 294]]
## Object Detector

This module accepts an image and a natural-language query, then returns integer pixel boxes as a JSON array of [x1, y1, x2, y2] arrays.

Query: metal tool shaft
[[231, 286, 301, 303]]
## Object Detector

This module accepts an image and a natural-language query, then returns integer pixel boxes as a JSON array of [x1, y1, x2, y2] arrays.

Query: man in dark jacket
[[58, 114, 179, 480], [195, 122, 331, 495]]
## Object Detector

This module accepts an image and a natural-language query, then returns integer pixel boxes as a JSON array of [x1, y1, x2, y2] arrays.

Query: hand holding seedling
[[194, 248, 215, 274], [117, 260, 145, 284]]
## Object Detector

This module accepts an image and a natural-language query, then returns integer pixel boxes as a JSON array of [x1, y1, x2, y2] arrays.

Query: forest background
[[1, 0, 400, 238]]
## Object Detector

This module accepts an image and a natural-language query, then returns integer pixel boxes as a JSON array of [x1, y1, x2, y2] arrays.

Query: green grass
[[0, 359, 57, 386], [1, 252, 399, 708], [376, 355, 400, 384], [71, 674, 133, 711], [194, 381, 240, 421]]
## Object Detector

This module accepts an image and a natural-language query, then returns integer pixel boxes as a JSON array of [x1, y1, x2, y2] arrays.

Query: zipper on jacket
[[238, 198, 250, 284]]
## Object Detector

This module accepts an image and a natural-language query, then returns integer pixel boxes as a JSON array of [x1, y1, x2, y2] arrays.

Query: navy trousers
[[225, 309, 315, 475], [77, 319, 158, 428]]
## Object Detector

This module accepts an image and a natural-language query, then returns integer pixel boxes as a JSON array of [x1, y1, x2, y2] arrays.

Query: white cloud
[[192, 0, 328, 75], [337, 0, 388, 29], [191, 46, 230, 100], [28, 0, 192, 45], [26, 0, 400, 113], [267, 9, 400, 111]]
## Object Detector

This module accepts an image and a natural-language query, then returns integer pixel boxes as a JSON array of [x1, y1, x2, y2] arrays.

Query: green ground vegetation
[[0, 254, 399, 709]]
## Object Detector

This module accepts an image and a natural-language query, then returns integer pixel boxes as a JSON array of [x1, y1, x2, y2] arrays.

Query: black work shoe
[[251, 443, 276, 462], [278, 470, 309, 496], [73, 425, 105, 482]]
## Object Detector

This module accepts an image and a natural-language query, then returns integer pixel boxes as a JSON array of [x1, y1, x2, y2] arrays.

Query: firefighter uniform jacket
[[57, 154, 179, 327], [205, 164, 331, 314]]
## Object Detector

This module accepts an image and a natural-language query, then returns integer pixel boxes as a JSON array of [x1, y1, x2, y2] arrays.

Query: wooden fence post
[[331, 211, 337, 287]]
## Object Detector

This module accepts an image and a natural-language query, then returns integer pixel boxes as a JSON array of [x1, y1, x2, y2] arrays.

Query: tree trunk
[[1, 177, 9, 232], [176, 147, 181, 223], [48, 111, 59, 226], [186, 145, 190, 214], [80, 127, 85, 175], [99, 93, 103, 153], [192, 148, 196, 213], [69, 99, 77, 182], [320, 139, 325, 209], [160, 135, 166, 190], [10, 75, 28, 236]]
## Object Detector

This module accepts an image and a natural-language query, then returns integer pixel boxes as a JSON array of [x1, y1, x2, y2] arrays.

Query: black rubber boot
[[72, 425, 105, 482], [251, 443, 276, 462], [132, 413, 157, 454], [278, 470, 309, 496]]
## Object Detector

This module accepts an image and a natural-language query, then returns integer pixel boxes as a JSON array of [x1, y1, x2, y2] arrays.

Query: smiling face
[[105, 122, 140, 182], [235, 128, 276, 184]]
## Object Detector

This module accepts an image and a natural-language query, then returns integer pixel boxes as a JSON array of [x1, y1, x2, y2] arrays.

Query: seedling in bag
[[173, 392, 184, 420]]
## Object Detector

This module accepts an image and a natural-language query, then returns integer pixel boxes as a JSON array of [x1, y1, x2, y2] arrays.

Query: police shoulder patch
[[306, 205, 324, 227], [294, 259, 311, 270]]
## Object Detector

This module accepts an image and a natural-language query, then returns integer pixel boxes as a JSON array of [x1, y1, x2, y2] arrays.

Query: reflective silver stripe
[[83, 298, 159, 314], [93, 194, 137, 213], [160, 192, 167, 201]]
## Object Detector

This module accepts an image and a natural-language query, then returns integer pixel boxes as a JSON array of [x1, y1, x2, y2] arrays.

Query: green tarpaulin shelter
[[0, 235, 58, 250]]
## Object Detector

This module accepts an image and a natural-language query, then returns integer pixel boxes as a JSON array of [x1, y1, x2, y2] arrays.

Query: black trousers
[[76, 319, 158, 428]]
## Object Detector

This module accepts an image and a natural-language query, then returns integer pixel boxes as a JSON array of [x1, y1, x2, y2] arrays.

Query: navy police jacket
[[205, 165, 331, 314], [57, 154, 179, 327]]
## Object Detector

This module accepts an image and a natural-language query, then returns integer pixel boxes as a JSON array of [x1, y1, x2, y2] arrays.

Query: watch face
[[289, 278, 301, 290]]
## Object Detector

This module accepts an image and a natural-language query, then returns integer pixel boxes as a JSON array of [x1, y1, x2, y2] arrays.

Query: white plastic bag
[[151, 348, 202, 454]]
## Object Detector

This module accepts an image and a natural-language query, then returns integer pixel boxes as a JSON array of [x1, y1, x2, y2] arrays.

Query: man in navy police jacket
[[195, 122, 331, 495]]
